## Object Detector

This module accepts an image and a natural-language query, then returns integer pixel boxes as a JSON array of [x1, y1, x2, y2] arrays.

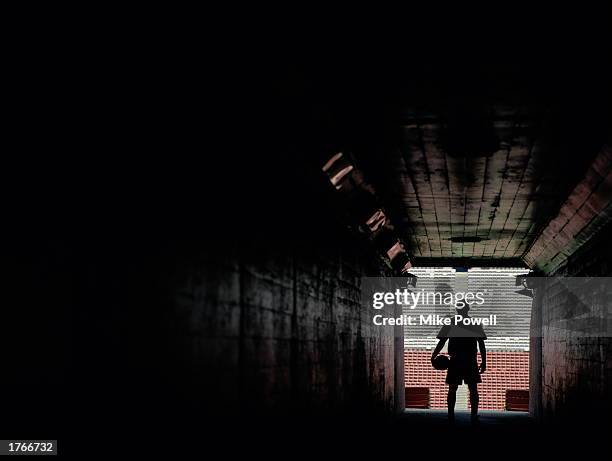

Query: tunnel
[[3, 46, 611, 457]]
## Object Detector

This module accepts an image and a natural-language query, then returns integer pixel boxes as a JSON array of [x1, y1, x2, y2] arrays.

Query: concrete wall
[[531, 222, 612, 424], [65, 229, 404, 434], [174, 237, 401, 417], [6, 148, 405, 442]]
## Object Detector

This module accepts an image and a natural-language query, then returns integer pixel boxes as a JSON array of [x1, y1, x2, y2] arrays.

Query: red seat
[[405, 387, 430, 409], [505, 389, 529, 411]]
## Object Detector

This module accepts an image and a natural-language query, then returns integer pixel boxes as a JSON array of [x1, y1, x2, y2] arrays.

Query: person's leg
[[468, 383, 479, 420], [447, 384, 458, 421]]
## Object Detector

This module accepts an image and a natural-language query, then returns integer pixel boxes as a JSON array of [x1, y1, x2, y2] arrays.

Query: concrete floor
[[401, 408, 532, 427], [392, 409, 582, 456]]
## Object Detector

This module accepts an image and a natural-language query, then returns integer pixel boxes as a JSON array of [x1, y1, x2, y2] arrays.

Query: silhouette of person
[[431, 301, 487, 423]]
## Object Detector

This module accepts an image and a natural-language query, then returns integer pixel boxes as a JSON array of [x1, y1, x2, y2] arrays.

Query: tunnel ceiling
[[375, 108, 605, 264], [389, 113, 554, 260], [359, 106, 610, 269], [284, 57, 612, 270]]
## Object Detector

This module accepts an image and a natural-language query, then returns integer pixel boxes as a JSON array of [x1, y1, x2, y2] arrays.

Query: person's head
[[456, 300, 471, 316]]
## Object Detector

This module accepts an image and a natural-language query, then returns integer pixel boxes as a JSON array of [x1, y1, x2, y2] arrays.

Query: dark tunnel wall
[[170, 237, 401, 417], [3, 241, 403, 443], [65, 236, 403, 433], [2, 110, 409, 442], [531, 222, 612, 424], [35, 144, 408, 439]]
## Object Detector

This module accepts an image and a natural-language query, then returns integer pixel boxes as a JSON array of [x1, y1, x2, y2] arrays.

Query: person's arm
[[431, 338, 447, 364], [477, 338, 487, 373]]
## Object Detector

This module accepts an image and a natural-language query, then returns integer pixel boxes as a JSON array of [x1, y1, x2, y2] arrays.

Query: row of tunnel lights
[[322, 152, 413, 274]]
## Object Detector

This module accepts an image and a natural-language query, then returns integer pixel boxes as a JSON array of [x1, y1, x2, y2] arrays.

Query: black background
[[2, 12, 611, 456]]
